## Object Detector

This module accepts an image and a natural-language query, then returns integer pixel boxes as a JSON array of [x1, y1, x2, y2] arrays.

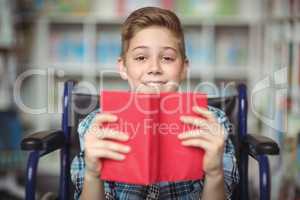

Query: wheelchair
[[21, 80, 280, 200]]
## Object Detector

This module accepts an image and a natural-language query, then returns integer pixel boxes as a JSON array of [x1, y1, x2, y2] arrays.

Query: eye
[[135, 56, 146, 62], [162, 56, 175, 62]]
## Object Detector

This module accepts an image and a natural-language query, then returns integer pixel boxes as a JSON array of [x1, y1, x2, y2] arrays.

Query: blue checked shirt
[[71, 106, 239, 200]]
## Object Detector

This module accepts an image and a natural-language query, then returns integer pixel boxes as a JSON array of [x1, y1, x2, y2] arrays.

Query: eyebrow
[[162, 47, 178, 53], [131, 46, 178, 52], [131, 46, 148, 51]]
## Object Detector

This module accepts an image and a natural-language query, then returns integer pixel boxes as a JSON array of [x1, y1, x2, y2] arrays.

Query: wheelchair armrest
[[243, 134, 280, 157], [21, 130, 65, 154]]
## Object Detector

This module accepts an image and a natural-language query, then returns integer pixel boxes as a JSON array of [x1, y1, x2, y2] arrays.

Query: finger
[[87, 113, 119, 135], [177, 129, 211, 140], [96, 128, 129, 141], [178, 129, 226, 144], [89, 148, 126, 160], [180, 116, 209, 129], [180, 115, 225, 137], [179, 132, 225, 146], [93, 140, 131, 154], [192, 106, 216, 122], [181, 138, 211, 150], [95, 113, 118, 126], [209, 124, 226, 137]]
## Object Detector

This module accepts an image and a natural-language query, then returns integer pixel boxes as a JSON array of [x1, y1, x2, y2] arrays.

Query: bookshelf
[[256, 0, 300, 199], [0, 0, 15, 110]]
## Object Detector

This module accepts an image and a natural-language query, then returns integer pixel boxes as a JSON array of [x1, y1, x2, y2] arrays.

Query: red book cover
[[100, 90, 207, 185]]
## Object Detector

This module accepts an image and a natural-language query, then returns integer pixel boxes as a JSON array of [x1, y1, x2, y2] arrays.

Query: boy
[[71, 7, 239, 200]]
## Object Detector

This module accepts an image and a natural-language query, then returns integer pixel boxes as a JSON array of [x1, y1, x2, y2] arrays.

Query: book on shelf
[[175, 0, 238, 18], [297, 22, 300, 87], [96, 30, 121, 67], [37, 0, 91, 16], [268, 0, 300, 18], [36, 0, 247, 19], [91, 0, 119, 18], [265, 18, 300, 114], [100, 90, 207, 185], [185, 29, 215, 69], [0, 0, 14, 47], [216, 28, 248, 68], [49, 30, 85, 63]]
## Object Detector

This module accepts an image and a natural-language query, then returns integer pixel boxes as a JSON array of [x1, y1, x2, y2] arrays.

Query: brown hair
[[120, 7, 186, 59]]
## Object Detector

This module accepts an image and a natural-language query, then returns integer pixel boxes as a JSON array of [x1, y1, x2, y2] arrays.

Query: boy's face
[[118, 26, 188, 93]]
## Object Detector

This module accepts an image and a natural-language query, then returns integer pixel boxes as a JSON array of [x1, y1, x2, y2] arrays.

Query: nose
[[147, 58, 162, 75]]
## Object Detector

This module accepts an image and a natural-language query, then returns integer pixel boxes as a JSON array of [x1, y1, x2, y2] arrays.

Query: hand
[[84, 113, 131, 178], [178, 106, 225, 177]]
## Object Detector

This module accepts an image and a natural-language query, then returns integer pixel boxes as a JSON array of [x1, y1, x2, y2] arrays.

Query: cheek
[[165, 63, 184, 80], [126, 64, 145, 81]]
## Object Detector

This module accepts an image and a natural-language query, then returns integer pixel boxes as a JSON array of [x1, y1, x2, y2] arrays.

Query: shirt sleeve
[[208, 106, 240, 200], [70, 109, 100, 200]]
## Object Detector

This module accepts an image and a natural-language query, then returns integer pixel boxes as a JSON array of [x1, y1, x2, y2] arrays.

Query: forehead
[[128, 26, 180, 50]]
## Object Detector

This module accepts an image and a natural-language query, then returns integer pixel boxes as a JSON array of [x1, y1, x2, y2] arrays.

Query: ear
[[180, 58, 189, 81], [118, 57, 128, 80]]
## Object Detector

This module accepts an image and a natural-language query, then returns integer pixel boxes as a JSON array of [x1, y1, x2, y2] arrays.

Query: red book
[[99, 90, 207, 185]]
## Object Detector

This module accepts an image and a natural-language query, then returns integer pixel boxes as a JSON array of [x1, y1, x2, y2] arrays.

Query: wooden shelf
[[0, 46, 15, 52], [214, 66, 250, 79], [265, 15, 300, 22], [42, 14, 257, 27]]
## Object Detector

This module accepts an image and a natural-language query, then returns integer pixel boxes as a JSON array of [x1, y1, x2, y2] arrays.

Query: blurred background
[[0, 0, 299, 199]]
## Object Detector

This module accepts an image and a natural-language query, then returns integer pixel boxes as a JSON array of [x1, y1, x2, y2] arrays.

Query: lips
[[143, 81, 167, 86]]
